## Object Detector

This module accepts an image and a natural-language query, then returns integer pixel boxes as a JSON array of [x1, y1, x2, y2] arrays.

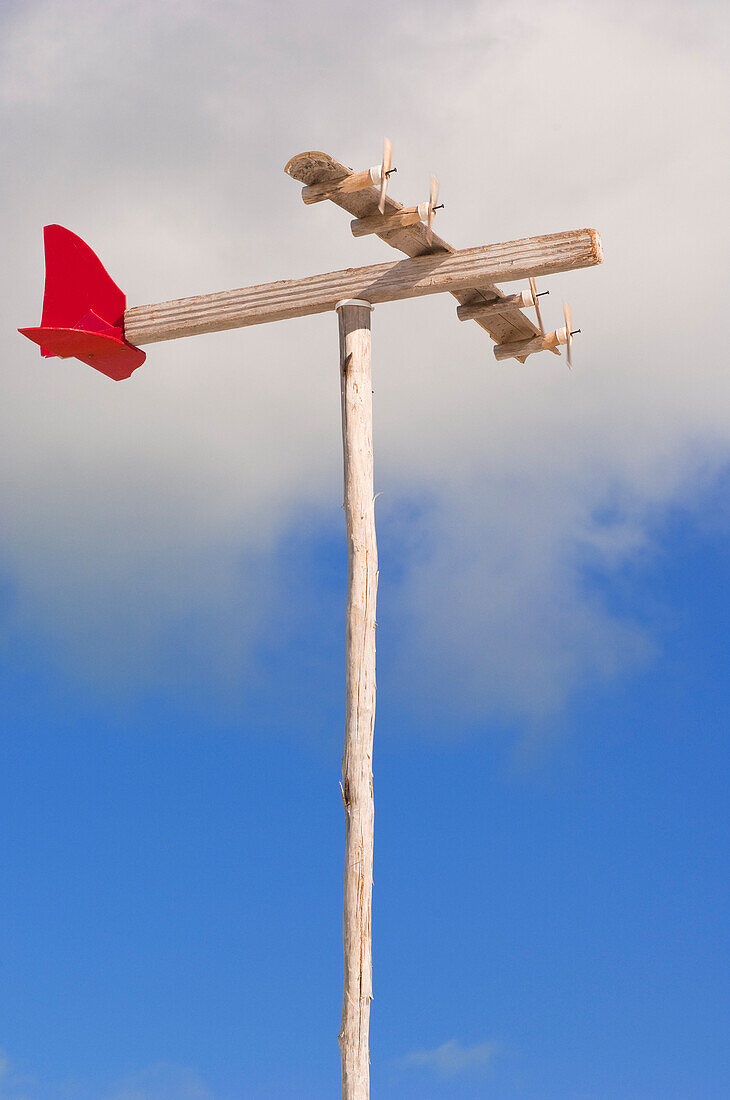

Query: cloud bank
[[2, 0, 729, 726]]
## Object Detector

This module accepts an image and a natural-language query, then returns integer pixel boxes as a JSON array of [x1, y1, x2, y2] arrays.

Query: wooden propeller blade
[[564, 300, 573, 368], [427, 173, 439, 245], [529, 277, 545, 336], [378, 137, 392, 214]]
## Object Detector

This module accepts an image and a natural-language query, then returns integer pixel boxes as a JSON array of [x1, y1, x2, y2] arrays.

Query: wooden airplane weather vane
[[19, 140, 602, 1100]]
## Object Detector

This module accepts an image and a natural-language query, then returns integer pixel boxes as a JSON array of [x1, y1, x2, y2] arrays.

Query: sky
[[1, 0, 729, 1096]]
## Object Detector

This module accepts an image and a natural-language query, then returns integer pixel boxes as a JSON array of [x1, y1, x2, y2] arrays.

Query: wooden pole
[[336, 299, 377, 1100]]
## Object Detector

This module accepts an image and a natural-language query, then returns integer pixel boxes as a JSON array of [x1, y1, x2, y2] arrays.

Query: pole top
[[335, 298, 374, 312]]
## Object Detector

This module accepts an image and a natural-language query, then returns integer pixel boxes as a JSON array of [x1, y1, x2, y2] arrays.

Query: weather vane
[[19, 138, 602, 1099]]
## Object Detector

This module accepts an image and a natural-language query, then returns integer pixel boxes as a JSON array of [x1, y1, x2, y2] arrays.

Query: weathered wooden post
[[336, 299, 377, 1099]]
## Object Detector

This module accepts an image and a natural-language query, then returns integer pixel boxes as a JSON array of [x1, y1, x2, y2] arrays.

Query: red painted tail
[[19, 225, 146, 381]]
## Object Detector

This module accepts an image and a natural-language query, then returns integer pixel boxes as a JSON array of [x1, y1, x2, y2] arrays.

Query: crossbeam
[[124, 229, 602, 347]]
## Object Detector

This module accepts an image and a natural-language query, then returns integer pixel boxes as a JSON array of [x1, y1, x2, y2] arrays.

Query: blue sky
[[1, 487, 729, 1098], [2, 0, 729, 1096]]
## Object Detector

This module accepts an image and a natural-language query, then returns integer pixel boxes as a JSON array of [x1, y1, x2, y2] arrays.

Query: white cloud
[[0, 1053, 218, 1100], [1, 0, 729, 724], [101, 1062, 217, 1100], [399, 1037, 499, 1076], [0, 1048, 33, 1099]]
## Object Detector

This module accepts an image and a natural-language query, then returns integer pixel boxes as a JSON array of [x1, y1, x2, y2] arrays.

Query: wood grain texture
[[285, 151, 591, 348], [456, 290, 532, 321], [351, 209, 422, 237], [337, 303, 377, 1100], [124, 231, 601, 346], [302, 168, 375, 204], [493, 331, 562, 361]]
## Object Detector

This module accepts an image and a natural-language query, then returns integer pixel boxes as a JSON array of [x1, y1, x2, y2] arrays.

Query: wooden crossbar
[[125, 229, 601, 346]]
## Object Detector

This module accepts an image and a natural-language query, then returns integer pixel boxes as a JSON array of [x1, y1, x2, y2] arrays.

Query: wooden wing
[[285, 151, 540, 355]]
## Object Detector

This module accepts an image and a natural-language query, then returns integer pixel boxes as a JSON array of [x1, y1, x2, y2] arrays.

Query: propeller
[[426, 173, 440, 245], [377, 138, 394, 214], [559, 301, 580, 367], [529, 277, 545, 336], [564, 302, 573, 367], [528, 277, 562, 356], [562, 301, 580, 369]]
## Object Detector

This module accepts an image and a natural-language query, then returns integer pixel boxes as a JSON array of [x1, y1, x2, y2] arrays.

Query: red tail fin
[[19, 225, 146, 381]]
